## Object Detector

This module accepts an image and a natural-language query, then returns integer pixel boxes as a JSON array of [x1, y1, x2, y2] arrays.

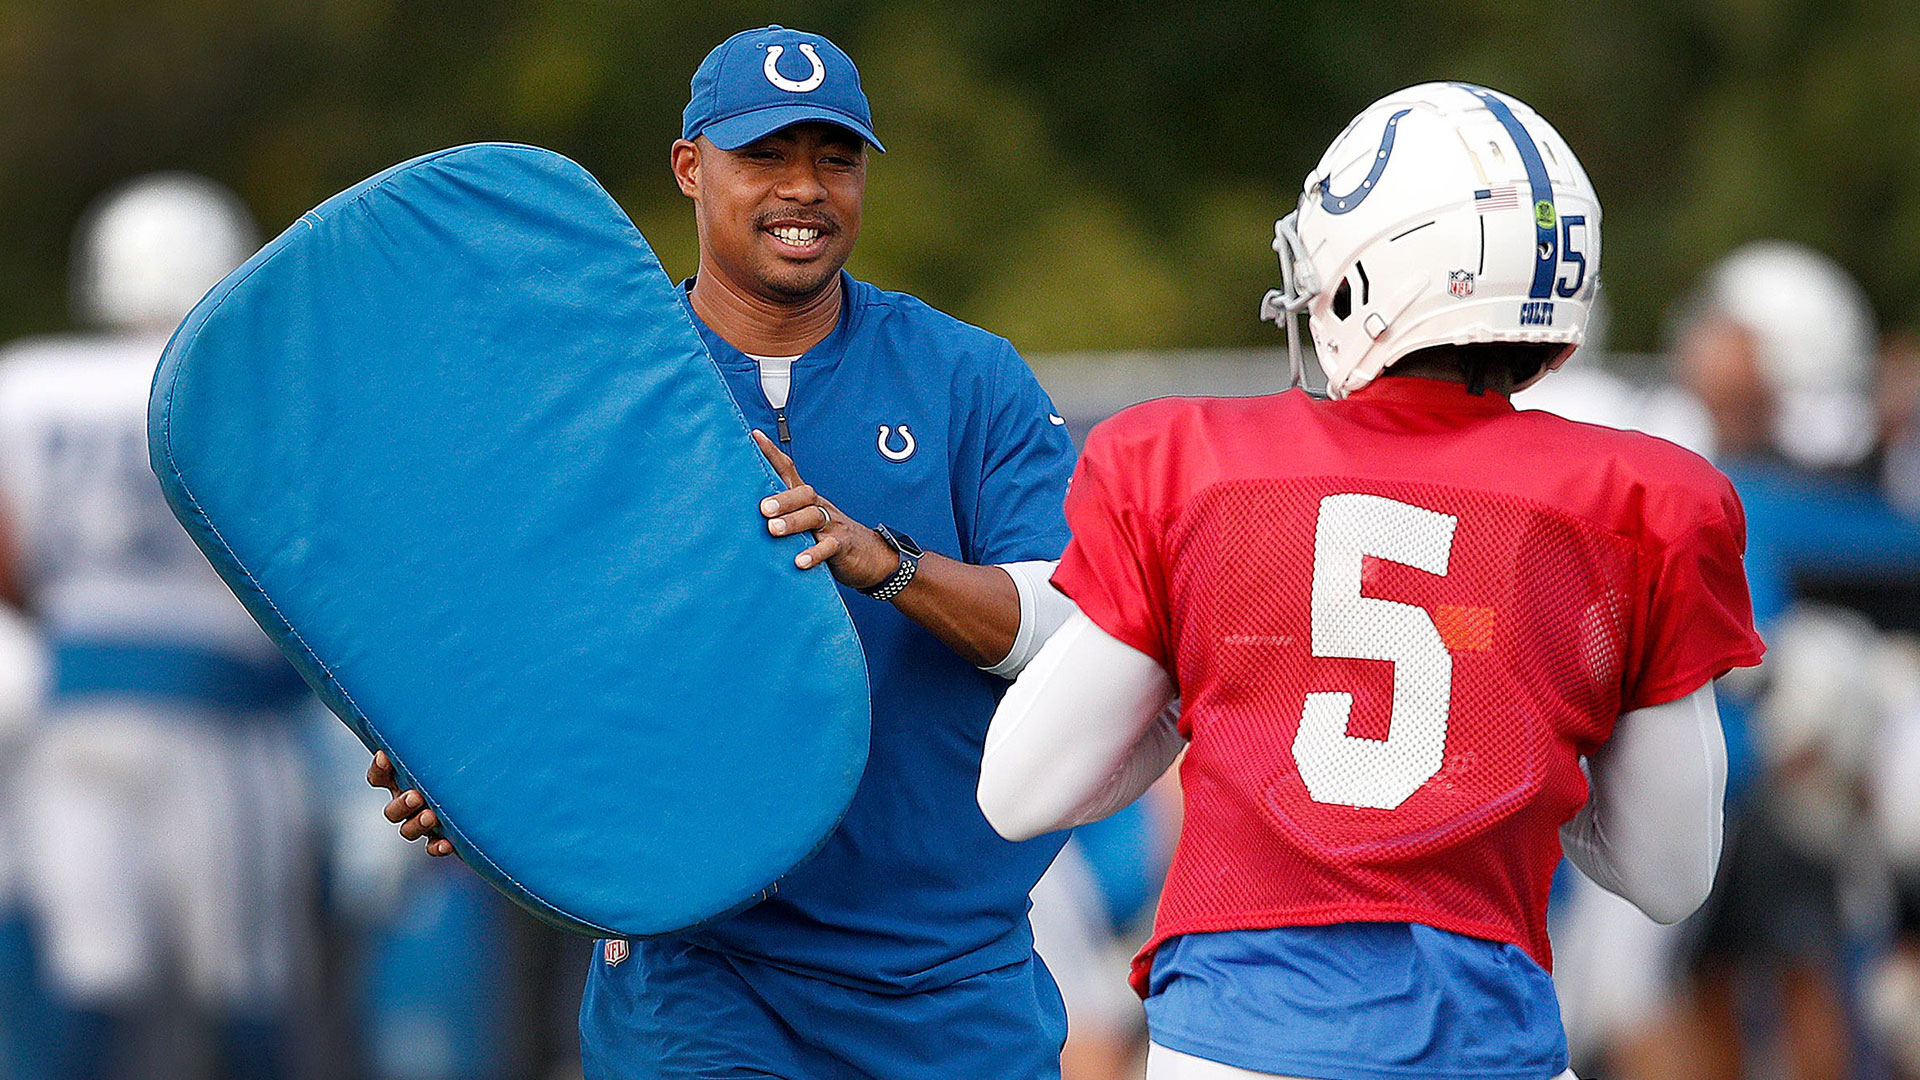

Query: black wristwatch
[[859, 524, 924, 602]]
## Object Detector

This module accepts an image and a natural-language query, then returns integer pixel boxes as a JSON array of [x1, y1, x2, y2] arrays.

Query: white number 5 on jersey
[[1293, 493, 1458, 810]]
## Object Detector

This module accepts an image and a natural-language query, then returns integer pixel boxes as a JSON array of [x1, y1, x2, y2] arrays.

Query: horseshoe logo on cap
[[877, 424, 916, 462], [764, 44, 826, 93]]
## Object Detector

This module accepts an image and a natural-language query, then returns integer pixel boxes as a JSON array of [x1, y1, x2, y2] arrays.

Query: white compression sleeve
[[981, 560, 1079, 678], [1559, 683, 1726, 924], [979, 611, 1180, 841]]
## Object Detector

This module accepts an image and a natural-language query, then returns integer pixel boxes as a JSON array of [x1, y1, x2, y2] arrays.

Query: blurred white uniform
[[0, 605, 49, 909], [0, 334, 315, 1012], [0, 174, 315, 1018], [1030, 838, 1148, 1048]]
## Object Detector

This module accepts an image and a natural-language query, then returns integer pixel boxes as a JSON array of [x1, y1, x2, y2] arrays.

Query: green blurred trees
[[2, 0, 1918, 353]]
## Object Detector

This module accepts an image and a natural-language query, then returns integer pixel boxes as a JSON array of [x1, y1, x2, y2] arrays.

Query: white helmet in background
[[1699, 241, 1878, 469], [1263, 83, 1601, 397], [71, 172, 259, 333]]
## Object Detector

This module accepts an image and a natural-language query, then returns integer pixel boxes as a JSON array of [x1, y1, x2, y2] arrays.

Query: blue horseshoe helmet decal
[[1318, 108, 1413, 215]]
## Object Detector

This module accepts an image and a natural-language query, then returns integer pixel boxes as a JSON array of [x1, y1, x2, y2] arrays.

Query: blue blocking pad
[[149, 144, 871, 938]]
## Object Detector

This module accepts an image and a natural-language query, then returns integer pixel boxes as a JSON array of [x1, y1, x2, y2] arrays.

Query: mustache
[[753, 209, 839, 234]]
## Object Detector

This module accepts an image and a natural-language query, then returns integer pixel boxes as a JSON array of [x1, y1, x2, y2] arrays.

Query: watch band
[[860, 524, 922, 602]]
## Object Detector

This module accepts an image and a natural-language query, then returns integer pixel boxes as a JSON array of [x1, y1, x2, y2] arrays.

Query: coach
[[372, 24, 1079, 1080]]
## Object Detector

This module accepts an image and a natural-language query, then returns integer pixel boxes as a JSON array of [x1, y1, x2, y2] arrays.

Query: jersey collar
[[679, 271, 858, 377], [1343, 374, 1517, 415]]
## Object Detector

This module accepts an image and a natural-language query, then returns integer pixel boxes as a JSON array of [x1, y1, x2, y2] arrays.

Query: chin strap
[[1260, 211, 1323, 395]]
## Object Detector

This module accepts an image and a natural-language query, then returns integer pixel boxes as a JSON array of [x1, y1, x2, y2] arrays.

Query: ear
[[670, 139, 701, 198]]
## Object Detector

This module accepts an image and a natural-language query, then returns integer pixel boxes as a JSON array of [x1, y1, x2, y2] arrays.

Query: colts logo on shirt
[[877, 424, 916, 462], [603, 939, 630, 967]]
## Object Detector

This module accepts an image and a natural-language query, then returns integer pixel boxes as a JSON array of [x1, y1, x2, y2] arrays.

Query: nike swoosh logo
[[1048, 414, 1066, 426]]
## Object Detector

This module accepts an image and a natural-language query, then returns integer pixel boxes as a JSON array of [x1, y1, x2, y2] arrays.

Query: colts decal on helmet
[[1319, 109, 1412, 216]]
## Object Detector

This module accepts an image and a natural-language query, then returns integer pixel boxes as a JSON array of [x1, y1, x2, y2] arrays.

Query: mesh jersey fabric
[[1050, 376, 1764, 995]]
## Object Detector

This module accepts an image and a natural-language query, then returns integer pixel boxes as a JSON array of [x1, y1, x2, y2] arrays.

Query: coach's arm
[[751, 430, 1029, 668]]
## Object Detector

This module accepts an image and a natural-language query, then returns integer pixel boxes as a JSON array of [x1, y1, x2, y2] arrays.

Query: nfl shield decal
[[1448, 270, 1475, 298], [603, 939, 630, 967]]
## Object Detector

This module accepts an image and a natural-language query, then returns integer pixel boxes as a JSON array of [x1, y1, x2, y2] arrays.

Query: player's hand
[[752, 430, 896, 590], [367, 750, 455, 858]]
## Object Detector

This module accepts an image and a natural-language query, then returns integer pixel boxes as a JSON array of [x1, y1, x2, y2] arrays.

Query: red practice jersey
[[1052, 376, 1765, 996]]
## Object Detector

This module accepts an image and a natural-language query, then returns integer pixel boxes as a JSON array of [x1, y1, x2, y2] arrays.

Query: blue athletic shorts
[[579, 937, 1067, 1080]]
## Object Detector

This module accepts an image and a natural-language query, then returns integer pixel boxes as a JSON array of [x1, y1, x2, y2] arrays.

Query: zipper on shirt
[[773, 407, 791, 444]]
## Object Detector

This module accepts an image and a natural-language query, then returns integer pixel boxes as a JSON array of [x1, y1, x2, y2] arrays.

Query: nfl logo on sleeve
[[603, 939, 630, 967]]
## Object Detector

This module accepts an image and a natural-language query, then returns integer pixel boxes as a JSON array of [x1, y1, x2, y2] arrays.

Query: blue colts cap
[[682, 25, 885, 153]]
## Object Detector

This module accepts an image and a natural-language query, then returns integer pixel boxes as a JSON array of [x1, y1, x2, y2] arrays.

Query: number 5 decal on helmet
[[1294, 493, 1458, 811]]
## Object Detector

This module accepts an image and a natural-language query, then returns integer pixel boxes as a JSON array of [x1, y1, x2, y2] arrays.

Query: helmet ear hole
[[1332, 278, 1353, 320]]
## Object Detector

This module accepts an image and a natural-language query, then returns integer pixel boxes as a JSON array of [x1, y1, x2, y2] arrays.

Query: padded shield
[[148, 144, 870, 938]]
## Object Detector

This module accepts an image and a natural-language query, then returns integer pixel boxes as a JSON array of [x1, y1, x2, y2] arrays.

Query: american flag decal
[[1475, 186, 1521, 212]]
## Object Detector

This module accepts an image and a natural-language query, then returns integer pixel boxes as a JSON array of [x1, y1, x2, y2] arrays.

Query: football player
[[0, 174, 315, 1079], [978, 84, 1764, 1080], [1623, 242, 1920, 1080]]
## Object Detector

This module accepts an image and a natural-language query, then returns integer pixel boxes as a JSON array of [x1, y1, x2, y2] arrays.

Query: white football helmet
[[1696, 241, 1878, 469], [1263, 83, 1602, 397], [71, 172, 259, 333]]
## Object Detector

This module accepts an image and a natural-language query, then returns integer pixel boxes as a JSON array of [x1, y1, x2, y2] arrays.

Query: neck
[[1385, 354, 1513, 397], [689, 262, 844, 356]]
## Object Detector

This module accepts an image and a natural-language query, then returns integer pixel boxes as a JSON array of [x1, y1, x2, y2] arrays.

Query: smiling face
[[673, 122, 866, 304]]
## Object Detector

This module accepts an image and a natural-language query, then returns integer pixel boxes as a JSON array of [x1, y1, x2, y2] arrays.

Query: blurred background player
[[981, 83, 1764, 1080], [306, 703, 559, 1080], [0, 173, 318, 1080], [1029, 786, 1179, 1080], [0, 561, 51, 1078], [1577, 243, 1920, 1080]]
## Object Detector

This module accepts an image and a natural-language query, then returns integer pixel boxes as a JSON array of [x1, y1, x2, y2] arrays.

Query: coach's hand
[[368, 750, 455, 858], [753, 430, 896, 591]]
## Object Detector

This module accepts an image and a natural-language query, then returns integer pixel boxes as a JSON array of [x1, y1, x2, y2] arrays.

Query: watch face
[[889, 528, 924, 559]]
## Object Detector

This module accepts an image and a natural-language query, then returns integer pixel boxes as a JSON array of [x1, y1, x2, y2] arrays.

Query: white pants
[[1147, 1043, 1578, 1079], [1550, 869, 1685, 1063], [1028, 839, 1144, 1040], [17, 702, 313, 1012]]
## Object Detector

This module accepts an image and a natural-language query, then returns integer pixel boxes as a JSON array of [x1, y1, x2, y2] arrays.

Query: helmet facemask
[[1260, 210, 1322, 394]]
